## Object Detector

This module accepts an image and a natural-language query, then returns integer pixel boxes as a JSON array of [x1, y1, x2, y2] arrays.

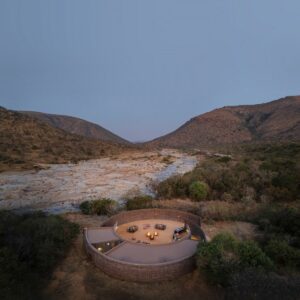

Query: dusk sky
[[1, 1, 300, 141]]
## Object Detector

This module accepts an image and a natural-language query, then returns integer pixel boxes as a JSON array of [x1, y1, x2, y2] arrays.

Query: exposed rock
[[0, 150, 198, 213]]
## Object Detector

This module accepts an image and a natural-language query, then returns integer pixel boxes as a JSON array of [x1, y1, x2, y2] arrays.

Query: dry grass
[[152, 198, 200, 214], [198, 200, 261, 222], [152, 199, 259, 242]]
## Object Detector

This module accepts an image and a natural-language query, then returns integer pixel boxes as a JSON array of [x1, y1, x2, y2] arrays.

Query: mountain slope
[[0, 108, 129, 171], [144, 96, 300, 148], [21, 111, 131, 145]]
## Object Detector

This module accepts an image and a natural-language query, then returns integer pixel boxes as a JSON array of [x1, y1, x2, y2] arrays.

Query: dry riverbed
[[0, 149, 199, 212]]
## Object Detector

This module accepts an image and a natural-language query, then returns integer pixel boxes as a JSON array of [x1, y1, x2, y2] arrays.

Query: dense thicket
[[197, 233, 273, 286], [0, 211, 79, 299]]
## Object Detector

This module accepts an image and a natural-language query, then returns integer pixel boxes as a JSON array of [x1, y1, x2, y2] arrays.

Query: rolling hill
[[144, 96, 300, 148], [21, 111, 131, 145], [0, 107, 130, 171]]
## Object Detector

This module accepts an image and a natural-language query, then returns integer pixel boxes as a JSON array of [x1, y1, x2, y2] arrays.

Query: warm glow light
[[98, 247, 102, 251], [146, 232, 151, 237], [154, 232, 158, 236]]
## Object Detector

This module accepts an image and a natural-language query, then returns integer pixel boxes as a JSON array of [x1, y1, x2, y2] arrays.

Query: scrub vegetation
[[154, 142, 300, 298], [154, 142, 300, 203], [0, 211, 79, 300], [1, 142, 300, 299], [125, 195, 154, 210], [197, 233, 274, 286], [79, 198, 118, 216]]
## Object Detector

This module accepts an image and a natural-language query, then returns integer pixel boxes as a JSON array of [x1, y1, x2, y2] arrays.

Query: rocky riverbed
[[0, 150, 198, 213]]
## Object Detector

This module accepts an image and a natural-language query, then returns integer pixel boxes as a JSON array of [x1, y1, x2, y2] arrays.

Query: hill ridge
[[0, 108, 130, 171], [144, 96, 300, 148], [20, 111, 131, 145]]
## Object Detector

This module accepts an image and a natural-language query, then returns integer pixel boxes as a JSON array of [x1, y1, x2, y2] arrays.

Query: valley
[[1, 97, 299, 300]]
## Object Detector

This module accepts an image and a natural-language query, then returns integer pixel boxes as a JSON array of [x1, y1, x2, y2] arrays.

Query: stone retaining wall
[[102, 208, 201, 227]]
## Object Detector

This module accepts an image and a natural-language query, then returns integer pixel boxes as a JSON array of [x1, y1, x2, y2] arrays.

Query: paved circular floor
[[115, 219, 188, 245]]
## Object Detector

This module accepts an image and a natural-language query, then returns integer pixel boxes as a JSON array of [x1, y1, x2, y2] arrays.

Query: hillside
[[144, 96, 300, 148], [0, 108, 129, 171], [21, 111, 131, 145]]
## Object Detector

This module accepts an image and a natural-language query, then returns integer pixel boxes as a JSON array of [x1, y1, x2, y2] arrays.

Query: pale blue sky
[[0, 1, 300, 141]]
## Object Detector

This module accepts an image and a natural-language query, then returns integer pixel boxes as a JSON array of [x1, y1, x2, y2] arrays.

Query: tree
[[189, 181, 208, 201]]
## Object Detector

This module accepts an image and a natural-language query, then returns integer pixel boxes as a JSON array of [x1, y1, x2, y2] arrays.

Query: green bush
[[237, 240, 274, 270], [197, 233, 240, 285], [255, 207, 300, 248], [125, 195, 153, 210], [91, 198, 117, 215], [79, 201, 91, 214], [80, 198, 117, 215], [189, 181, 208, 201], [155, 175, 190, 199], [197, 233, 273, 286], [264, 239, 300, 269]]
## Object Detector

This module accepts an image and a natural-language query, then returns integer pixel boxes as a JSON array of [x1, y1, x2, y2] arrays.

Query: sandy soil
[[0, 149, 199, 212]]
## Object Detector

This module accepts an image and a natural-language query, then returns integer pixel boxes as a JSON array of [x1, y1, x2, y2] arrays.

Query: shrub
[[155, 176, 189, 199], [227, 269, 300, 300], [197, 233, 239, 285], [221, 192, 233, 202], [197, 233, 273, 286], [0, 211, 79, 299], [264, 239, 300, 269], [161, 155, 173, 164], [91, 198, 117, 215], [255, 207, 300, 248], [237, 240, 273, 270], [125, 195, 153, 210], [80, 199, 117, 215], [217, 156, 231, 163], [189, 181, 208, 201], [79, 201, 91, 214]]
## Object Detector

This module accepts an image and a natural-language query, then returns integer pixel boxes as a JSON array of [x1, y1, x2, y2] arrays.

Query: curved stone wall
[[83, 208, 205, 282], [102, 208, 201, 227]]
